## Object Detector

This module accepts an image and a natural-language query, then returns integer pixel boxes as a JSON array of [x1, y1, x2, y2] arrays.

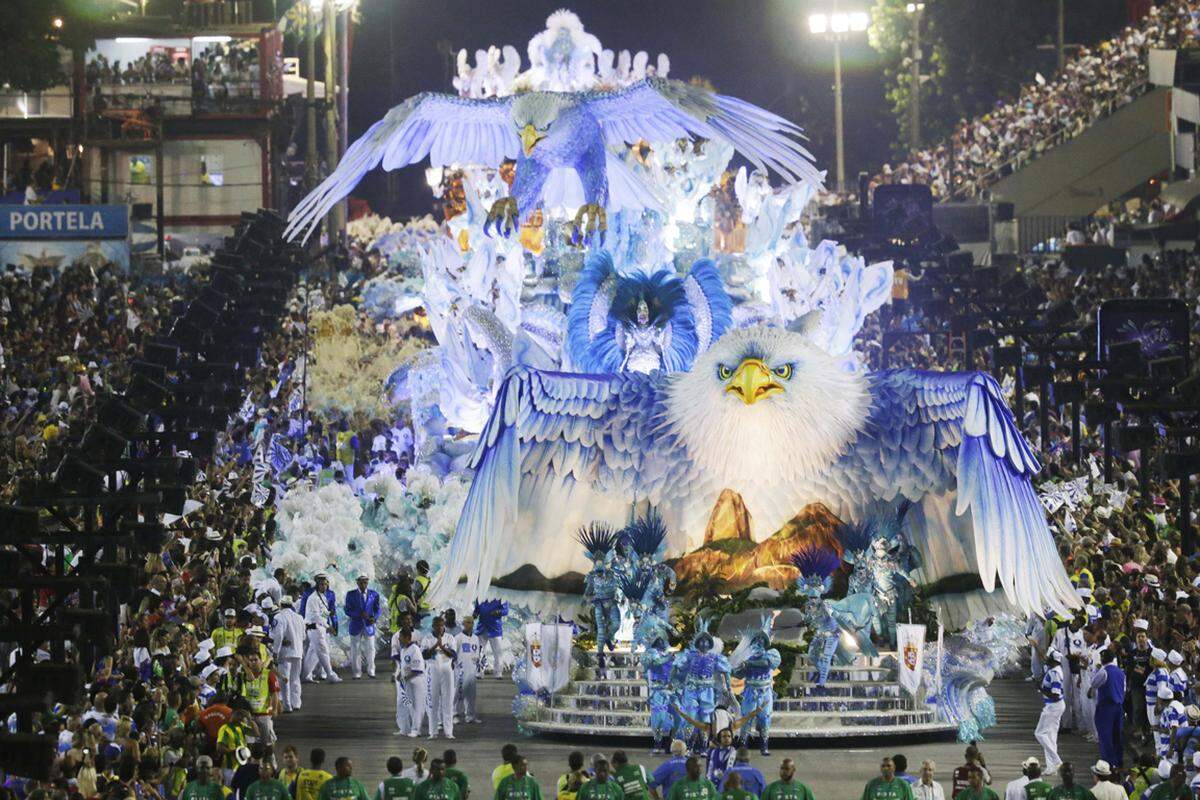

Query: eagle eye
[[717, 364, 733, 381], [773, 363, 794, 380]]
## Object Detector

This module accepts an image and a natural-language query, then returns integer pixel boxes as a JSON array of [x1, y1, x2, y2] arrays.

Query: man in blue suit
[[344, 573, 381, 679]]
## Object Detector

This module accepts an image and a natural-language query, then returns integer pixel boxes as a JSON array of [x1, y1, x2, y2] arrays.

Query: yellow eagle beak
[[520, 123, 546, 156], [725, 358, 782, 405]]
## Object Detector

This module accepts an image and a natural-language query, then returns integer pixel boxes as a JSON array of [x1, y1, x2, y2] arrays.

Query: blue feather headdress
[[576, 522, 620, 563], [791, 546, 841, 597], [623, 508, 668, 559], [619, 569, 653, 605], [836, 519, 875, 557]]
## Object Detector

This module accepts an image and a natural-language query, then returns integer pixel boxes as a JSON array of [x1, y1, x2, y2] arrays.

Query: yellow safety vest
[[240, 670, 271, 715]]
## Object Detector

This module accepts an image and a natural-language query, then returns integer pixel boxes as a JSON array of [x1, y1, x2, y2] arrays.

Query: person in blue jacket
[[344, 574, 381, 679]]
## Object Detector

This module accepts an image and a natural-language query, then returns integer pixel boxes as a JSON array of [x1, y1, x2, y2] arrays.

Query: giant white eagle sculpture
[[427, 324, 1080, 629]]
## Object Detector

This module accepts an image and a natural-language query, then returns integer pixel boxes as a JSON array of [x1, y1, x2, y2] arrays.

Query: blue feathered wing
[[812, 370, 1079, 628], [425, 365, 713, 604]]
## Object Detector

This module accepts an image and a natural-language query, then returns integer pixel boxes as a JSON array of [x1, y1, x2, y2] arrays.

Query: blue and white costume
[[641, 639, 678, 754], [578, 523, 623, 668], [731, 622, 781, 755], [1035, 652, 1066, 773], [674, 623, 731, 751]]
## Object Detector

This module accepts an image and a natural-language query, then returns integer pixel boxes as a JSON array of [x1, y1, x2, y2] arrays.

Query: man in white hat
[[300, 573, 341, 683], [1173, 706, 1200, 781], [1035, 647, 1067, 773], [1005, 758, 1044, 800], [1168, 651, 1189, 699], [1155, 684, 1185, 759], [1089, 761, 1125, 800], [343, 574, 381, 680], [271, 595, 306, 712], [214, 608, 243, 653], [1147, 649, 1170, 729], [199, 664, 223, 706]]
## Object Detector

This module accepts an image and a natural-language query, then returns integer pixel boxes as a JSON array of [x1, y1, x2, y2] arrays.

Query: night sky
[[345, 0, 894, 218]]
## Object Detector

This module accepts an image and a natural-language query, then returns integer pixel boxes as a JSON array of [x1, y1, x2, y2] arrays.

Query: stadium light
[[807, 8, 870, 191], [808, 14, 828, 34]]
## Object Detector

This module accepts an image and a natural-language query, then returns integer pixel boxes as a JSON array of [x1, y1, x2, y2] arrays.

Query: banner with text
[[0, 205, 129, 240], [524, 621, 574, 694]]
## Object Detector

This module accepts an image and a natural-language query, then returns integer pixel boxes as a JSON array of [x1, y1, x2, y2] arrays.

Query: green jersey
[[1147, 783, 1192, 800], [1024, 782, 1053, 800], [180, 780, 225, 800], [445, 770, 469, 800], [416, 780, 462, 800], [613, 765, 649, 800], [246, 779, 291, 800], [1046, 788, 1094, 800], [494, 775, 542, 800], [762, 781, 816, 800], [955, 789, 1000, 800], [666, 778, 718, 800], [319, 777, 370, 800], [579, 781, 624, 800], [722, 790, 756, 800], [862, 778, 914, 800], [378, 777, 416, 800]]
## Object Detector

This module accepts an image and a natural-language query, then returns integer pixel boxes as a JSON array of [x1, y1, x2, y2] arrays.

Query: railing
[[90, 80, 268, 117], [0, 87, 73, 119]]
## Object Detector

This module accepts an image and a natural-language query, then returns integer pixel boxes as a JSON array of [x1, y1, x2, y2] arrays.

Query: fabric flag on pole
[[126, 308, 141, 331], [524, 623, 548, 694], [896, 623, 926, 696], [545, 622, 574, 693], [237, 394, 256, 422], [269, 434, 293, 474], [288, 386, 304, 415]]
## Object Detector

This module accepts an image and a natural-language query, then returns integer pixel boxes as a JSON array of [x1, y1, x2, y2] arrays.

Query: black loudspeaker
[[931, 202, 992, 243], [873, 183, 934, 243], [0, 734, 56, 780], [131, 203, 154, 220]]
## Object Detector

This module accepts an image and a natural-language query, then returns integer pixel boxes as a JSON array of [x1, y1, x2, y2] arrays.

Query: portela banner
[[0, 205, 129, 240], [896, 623, 926, 697]]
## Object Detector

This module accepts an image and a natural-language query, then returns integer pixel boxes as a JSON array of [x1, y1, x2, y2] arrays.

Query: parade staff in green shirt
[[1144, 764, 1191, 800], [319, 758, 370, 800], [418, 760, 463, 800], [181, 756, 225, 800], [580, 760, 624, 800], [376, 757, 414, 800], [444, 751, 470, 800], [612, 751, 649, 800], [719, 772, 754, 800], [762, 759, 815, 800], [956, 767, 1000, 800], [246, 761, 291, 800], [496, 756, 542, 800], [667, 757, 718, 800], [862, 758, 915, 800]]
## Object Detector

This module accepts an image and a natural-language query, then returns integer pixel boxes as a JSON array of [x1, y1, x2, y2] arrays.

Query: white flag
[[896, 623, 926, 697], [126, 309, 141, 331], [524, 623, 548, 694]]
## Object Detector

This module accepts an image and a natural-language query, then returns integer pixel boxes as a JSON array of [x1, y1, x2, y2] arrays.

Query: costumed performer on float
[[641, 635, 679, 755], [578, 523, 623, 673], [792, 547, 843, 689], [729, 613, 781, 756], [473, 598, 509, 677], [672, 619, 733, 752], [619, 509, 675, 649]]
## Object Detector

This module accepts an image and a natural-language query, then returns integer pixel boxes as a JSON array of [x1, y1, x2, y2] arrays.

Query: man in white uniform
[[1035, 648, 1066, 773], [301, 573, 342, 683], [455, 616, 482, 724], [421, 616, 457, 739], [271, 595, 306, 712], [392, 628, 426, 737]]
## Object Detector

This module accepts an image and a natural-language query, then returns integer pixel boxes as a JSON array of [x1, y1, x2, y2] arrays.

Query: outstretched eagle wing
[[426, 366, 709, 606], [819, 370, 1080, 628], [581, 77, 824, 190], [285, 93, 518, 242]]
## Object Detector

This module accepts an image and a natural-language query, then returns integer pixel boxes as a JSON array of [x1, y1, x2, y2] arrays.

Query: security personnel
[[344, 574, 381, 679], [301, 573, 341, 683], [272, 595, 306, 713], [213, 609, 244, 651], [414, 561, 432, 615]]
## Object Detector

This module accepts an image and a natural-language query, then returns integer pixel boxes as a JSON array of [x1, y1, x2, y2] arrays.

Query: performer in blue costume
[[673, 620, 731, 752], [620, 509, 675, 649], [730, 615, 781, 756], [472, 598, 509, 677], [578, 523, 623, 674], [641, 636, 678, 754], [792, 547, 843, 689]]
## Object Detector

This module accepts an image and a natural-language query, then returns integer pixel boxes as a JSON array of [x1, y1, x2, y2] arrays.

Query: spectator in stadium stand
[[861, 756, 915, 800], [914, 761, 945, 800], [761, 758, 815, 800]]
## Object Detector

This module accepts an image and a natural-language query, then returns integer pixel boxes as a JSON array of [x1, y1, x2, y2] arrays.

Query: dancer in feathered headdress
[[640, 632, 679, 754], [672, 616, 732, 752], [620, 508, 676, 648], [577, 522, 623, 670], [729, 612, 781, 755], [791, 547, 843, 688]]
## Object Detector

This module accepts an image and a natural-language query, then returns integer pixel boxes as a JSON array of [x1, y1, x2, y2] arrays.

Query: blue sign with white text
[[0, 205, 129, 240]]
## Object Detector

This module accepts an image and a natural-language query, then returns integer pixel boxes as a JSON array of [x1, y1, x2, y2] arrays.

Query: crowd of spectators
[[868, 0, 1200, 201], [85, 41, 261, 113]]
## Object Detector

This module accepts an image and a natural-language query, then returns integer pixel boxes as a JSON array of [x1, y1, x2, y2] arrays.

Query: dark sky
[[345, 0, 894, 218]]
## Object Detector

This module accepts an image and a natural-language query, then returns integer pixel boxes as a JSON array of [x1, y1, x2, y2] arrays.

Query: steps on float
[[521, 647, 958, 742]]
